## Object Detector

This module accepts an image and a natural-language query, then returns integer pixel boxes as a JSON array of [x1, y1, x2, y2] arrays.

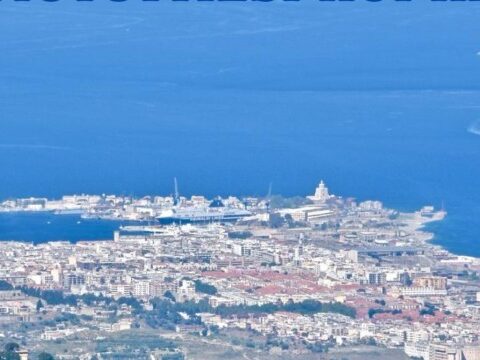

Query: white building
[[307, 181, 332, 203], [405, 341, 430, 360], [132, 278, 151, 298]]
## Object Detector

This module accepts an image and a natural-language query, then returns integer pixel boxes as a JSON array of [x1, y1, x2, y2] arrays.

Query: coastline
[[398, 210, 480, 263], [0, 199, 479, 263]]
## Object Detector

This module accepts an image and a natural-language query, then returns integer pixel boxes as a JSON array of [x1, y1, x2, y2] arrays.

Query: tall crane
[[266, 182, 273, 213], [173, 177, 180, 206]]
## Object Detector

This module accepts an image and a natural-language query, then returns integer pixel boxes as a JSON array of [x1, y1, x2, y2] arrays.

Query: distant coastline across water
[[1, 0, 480, 260], [0, 189, 474, 260]]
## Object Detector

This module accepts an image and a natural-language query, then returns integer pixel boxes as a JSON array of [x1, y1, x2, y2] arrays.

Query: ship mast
[[174, 177, 180, 206]]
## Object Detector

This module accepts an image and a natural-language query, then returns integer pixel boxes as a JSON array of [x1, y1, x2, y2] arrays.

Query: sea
[[0, 0, 479, 255]]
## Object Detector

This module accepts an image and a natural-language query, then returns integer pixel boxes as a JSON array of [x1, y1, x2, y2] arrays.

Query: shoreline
[[399, 210, 480, 262], [1, 205, 479, 263]]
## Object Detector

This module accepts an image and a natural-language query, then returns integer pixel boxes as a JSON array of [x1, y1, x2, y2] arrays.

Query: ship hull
[[157, 214, 247, 224]]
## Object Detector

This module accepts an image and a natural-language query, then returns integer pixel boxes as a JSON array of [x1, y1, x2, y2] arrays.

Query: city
[[0, 181, 478, 359], [2, 0, 479, 358]]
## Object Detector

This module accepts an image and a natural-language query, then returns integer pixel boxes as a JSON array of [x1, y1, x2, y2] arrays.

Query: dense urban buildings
[[0, 182, 479, 359]]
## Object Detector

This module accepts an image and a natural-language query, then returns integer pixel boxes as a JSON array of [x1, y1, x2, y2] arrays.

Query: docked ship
[[156, 198, 251, 224], [54, 208, 85, 215]]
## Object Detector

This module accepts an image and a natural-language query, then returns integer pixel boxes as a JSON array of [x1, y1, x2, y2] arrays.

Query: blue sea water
[[0, 213, 124, 243], [0, 1, 479, 254]]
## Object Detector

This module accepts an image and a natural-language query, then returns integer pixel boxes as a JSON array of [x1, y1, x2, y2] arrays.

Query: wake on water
[[468, 120, 480, 136]]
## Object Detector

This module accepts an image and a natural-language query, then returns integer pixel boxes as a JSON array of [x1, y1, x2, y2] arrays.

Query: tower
[[173, 177, 180, 206], [307, 180, 332, 202]]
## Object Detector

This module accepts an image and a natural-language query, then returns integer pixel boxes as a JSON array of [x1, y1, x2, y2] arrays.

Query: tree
[[162, 354, 184, 360], [36, 299, 44, 312], [0, 343, 20, 360], [164, 291, 176, 302], [38, 353, 55, 360], [194, 280, 217, 295], [228, 231, 252, 239], [268, 195, 312, 209], [117, 297, 142, 312], [0, 280, 13, 291], [209, 325, 220, 335], [284, 214, 294, 227], [268, 213, 285, 228], [3, 344, 19, 353], [0, 352, 20, 360]]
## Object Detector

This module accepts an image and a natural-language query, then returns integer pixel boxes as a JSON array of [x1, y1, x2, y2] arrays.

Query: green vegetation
[[268, 213, 285, 228], [216, 299, 356, 318], [164, 291, 176, 302], [194, 280, 217, 295], [79, 293, 113, 306], [0, 281, 13, 291], [0, 343, 20, 360], [368, 308, 402, 319], [144, 299, 209, 329], [267, 212, 307, 228], [144, 298, 356, 330], [228, 231, 252, 239], [162, 354, 184, 360], [460, 270, 479, 281], [54, 312, 80, 325], [37, 352, 55, 360], [95, 332, 177, 356], [36, 299, 44, 312], [269, 196, 313, 209], [19, 287, 78, 306], [419, 303, 436, 316], [306, 341, 332, 353], [117, 297, 143, 312], [18, 286, 142, 313]]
